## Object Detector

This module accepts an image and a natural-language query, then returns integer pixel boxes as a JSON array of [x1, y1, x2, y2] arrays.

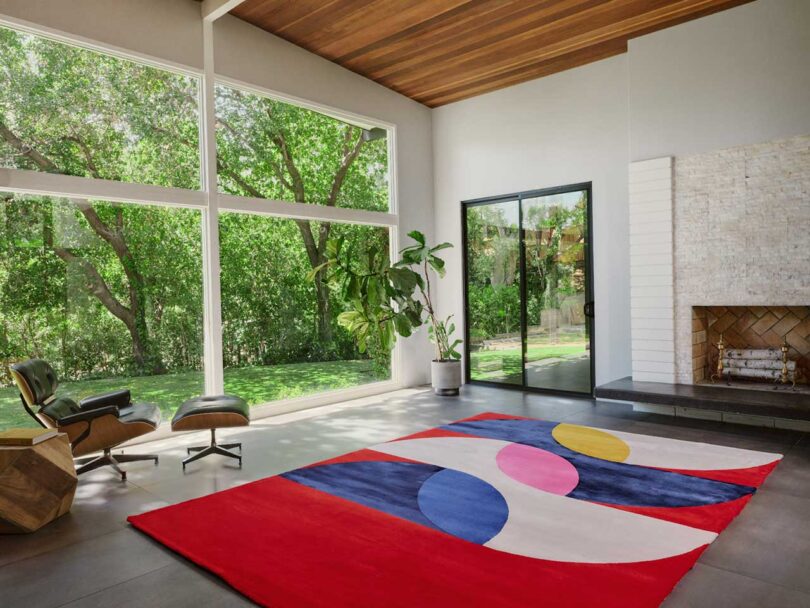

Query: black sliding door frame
[[461, 182, 595, 398]]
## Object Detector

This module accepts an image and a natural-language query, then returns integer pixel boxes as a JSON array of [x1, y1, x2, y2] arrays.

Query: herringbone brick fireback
[[693, 306, 810, 385]]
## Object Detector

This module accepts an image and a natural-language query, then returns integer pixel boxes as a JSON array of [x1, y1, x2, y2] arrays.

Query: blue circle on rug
[[417, 468, 508, 544]]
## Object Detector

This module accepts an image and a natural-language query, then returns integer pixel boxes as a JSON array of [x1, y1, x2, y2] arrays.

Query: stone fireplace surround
[[628, 135, 810, 393]]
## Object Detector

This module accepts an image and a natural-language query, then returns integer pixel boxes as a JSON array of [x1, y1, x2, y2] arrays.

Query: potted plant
[[312, 230, 463, 395]]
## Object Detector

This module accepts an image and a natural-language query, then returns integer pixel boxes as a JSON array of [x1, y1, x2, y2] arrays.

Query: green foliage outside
[[0, 26, 392, 428], [470, 344, 586, 382]]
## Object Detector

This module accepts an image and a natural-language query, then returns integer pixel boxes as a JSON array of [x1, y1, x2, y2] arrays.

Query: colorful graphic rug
[[128, 413, 782, 607]]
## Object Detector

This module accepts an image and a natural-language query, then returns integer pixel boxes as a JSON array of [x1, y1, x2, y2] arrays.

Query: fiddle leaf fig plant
[[312, 230, 462, 361]]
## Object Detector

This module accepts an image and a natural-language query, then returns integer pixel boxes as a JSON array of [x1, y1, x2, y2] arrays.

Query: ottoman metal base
[[183, 429, 242, 470]]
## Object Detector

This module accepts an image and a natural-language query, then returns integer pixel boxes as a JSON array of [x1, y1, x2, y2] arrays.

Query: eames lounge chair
[[9, 359, 161, 480]]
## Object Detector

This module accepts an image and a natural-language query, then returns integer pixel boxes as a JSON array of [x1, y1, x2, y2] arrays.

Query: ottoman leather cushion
[[171, 395, 250, 432]]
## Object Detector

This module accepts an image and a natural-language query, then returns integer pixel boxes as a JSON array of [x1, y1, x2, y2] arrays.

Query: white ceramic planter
[[431, 360, 462, 396]]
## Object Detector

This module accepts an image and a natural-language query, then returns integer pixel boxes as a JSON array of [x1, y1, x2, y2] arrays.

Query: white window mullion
[[201, 19, 225, 395], [0, 168, 207, 208], [217, 194, 398, 227], [201, 0, 248, 22]]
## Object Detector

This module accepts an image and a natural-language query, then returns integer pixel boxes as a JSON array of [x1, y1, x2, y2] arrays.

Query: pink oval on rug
[[496, 443, 579, 495]]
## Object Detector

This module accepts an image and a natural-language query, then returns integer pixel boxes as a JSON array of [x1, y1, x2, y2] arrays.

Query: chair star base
[[75, 449, 159, 481]]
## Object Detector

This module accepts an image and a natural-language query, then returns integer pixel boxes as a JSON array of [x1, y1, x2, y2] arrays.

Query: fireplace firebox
[[691, 306, 809, 390]]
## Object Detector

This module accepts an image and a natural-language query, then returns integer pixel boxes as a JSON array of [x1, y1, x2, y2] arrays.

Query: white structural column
[[628, 157, 675, 383], [201, 0, 247, 22], [200, 18, 225, 395]]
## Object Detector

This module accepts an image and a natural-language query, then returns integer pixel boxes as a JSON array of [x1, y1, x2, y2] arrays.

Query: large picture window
[[0, 24, 398, 432], [0, 194, 204, 429], [216, 84, 389, 211], [220, 214, 391, 405]]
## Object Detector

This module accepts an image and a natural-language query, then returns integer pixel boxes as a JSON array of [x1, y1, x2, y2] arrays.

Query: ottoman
[[171, 395, 250, 470]]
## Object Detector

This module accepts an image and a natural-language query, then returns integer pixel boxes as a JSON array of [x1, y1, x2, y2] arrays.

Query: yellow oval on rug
[[552, 423, 630, 462]]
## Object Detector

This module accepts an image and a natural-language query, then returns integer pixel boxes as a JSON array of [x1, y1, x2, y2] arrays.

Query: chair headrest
[[9, 359, 59, 406]]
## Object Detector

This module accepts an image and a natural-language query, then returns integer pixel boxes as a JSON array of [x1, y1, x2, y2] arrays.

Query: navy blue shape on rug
[[443, 418, 755, 508]]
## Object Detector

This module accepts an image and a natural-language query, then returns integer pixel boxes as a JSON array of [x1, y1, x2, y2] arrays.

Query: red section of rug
[[129, 476, 705, 608], [597, 495, 752, 533]]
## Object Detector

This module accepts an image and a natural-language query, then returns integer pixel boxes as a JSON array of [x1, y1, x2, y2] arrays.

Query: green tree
[[0, 27, 199, 374], [0, 26, 388, 377], [215, 86, 388, 343]]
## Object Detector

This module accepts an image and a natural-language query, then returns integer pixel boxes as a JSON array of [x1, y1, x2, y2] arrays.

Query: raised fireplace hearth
[[692, 305, 809, 389]]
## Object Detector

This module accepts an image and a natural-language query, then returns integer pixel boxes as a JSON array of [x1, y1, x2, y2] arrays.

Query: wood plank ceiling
[[231, 0, 753, 107]]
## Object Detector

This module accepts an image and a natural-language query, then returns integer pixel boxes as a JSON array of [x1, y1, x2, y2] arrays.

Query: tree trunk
[[0, 120, 165, 376], [314, 273, 333, 344], [274, 127, 365, 349]]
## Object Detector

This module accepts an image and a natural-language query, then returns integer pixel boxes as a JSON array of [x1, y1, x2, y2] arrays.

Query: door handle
[[584, 301, 595, 318]]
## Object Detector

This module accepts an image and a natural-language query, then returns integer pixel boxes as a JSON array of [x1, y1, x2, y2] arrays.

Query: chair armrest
[[58, 405, 119, 426], [80, 390, 131, 411]]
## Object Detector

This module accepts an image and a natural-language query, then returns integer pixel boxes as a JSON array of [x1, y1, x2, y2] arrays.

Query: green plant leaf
[[394, 313, 412, 337], [305, 260, 330, 282], [429, 242, 453, 253], [407, 230, 425, 246], [388, 267, 418, 292], [428, 255, 446, 278]]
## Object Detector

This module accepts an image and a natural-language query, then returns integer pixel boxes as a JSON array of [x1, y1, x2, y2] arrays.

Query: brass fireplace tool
[[711, 333, 725, 383]]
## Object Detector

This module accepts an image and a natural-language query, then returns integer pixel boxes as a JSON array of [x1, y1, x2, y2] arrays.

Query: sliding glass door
[[464, 199, 522, 384], [463, 184, 594, 396]]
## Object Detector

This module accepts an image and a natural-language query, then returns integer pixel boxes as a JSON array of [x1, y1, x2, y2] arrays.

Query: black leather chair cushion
[[120, 402, 162, 427], [41, 396, 81, 421], [10, 359, 59, 405], [172, 395, 250, 424], [80, 390, 131, 411]]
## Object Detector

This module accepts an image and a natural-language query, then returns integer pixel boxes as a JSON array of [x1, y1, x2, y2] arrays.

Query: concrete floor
[[2, 385, 810, 607]]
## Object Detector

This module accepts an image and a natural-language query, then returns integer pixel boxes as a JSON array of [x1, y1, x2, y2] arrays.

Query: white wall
[[432, 56, 632, 387], [629, 0, 810, 161], [0, 0, 435, 386]]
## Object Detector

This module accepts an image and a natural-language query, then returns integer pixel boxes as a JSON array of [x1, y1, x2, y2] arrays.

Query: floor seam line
[[51, 562, 177, 608], [0, 526, 124, 572], [697, 560, 810, 596]]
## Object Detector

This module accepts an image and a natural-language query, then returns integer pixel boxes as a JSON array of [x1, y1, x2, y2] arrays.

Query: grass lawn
[[0, 360, 384, 430], [470, 343, 586, 382]]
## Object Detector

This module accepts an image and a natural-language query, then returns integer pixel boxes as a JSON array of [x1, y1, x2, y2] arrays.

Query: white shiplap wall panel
[[629, 156, 675, 382]]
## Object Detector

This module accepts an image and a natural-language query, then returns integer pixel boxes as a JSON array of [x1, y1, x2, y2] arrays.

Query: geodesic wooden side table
[[0, 433, 77, 533]]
